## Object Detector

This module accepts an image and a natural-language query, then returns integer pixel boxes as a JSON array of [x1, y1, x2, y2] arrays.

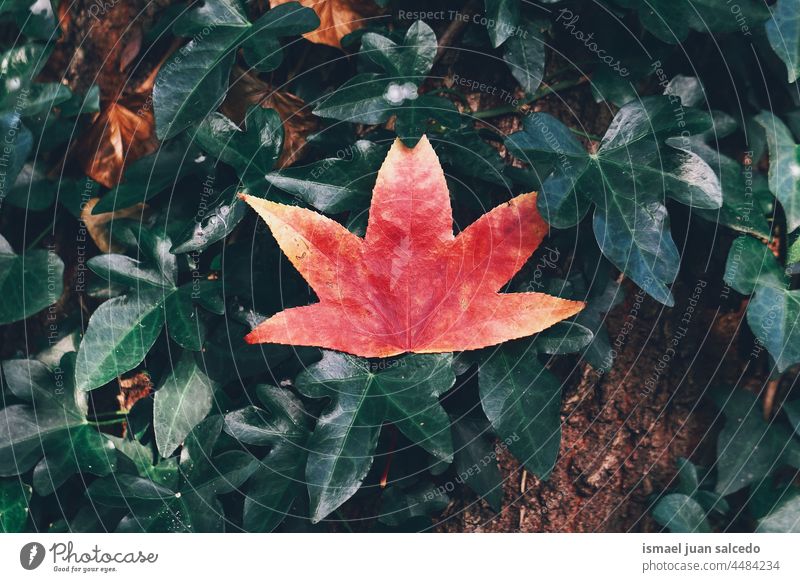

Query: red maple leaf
[[241, 136, 584, 358]]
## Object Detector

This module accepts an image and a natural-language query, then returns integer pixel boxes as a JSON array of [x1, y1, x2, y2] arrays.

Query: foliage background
[[1, 0, 800, 533]]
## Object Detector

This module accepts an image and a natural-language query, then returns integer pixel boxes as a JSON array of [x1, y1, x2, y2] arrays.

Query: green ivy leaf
[[485, 0, 520, 48], [239, 386, 311, 532], [534, 321, 594, 355], [757, 493, 800, 532], [754, 111, 800, 233], [0, 356, 115, 489], [90, 415, 257, 531], [711, 388, 800, 496], [0, 113, 32, 203], [76, 228, 213, 388], [395, 95, 460, 147], [154, 354, 218, 457], [74, 290, 167, 392], [94, 137, 208, 213], [154, 1, 318, 139], [724, 236, 800, 372], [689, 128, 772, 238], [0, 479, 31, 532], [507, 97, 721, 305], [18, 83, 72, 117], [295, 351, 455, 522], [32, 425, 115, 496], [451, 417, 504, 511], [573, 275, 624, 372], [503, 17, 546, 94], [361, 20, 436, 79], [478, 341, 562, 479], [265, 141, 387, 213], [0, 43, 48, 108], [612, 0, 769, 43], [315, 21, 442, 140], [766, 0, 800, 83], [0, 234, 63, 325], [313, 72, 394, 125], [652, 493, 711, 532], [164, 286, 207, 351], [195, 107, 284, 189], [171, 186, 247, 254], [378, 483, 449, 527]]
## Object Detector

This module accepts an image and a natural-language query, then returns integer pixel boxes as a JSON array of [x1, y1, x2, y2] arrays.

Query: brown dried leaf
[[76, 93, 158, 188], [223, 70, 318, 167], [72, 37, 179, 189], [117, 371, 153, 413], [81, 197, 147, 253], [269, 0, 382, 48]]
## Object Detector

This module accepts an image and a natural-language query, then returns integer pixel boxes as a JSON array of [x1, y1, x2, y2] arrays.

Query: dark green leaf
[[0, 478, 31, 532], [295, 351, 455, 522], [507, 98, 719, 305], [0, 235, 63, 325], [652, 493, 711, 533], [479, 342, 562, 479], [485, 0, 520, 47], [535, 322, 593, 355], [0, 356, 109, 486], [171, 186, 247, 254], [164, 287, 206, 351], [612, 0, 768, 43], [313, 73, 393, 124], [503, 18, 546, 94], [154, 2, 318, 139], [724, 236, 800, 371], [712, 388, 800, 495], [74, 290, 166, 392], [0, 44, 48, 107], [755, 111, 800, 232], [757, 493, 800, 532], [0, 113, 32, 202], [32, 427, 115, 495], [766, 0, 800, 83], [242, 386, 310, 532], [265, 141, 386, 213], [154, 354, 218, 457], [195, 108, 283, 189], [451, 417, 504, 511], [378, 483, 448, 526]]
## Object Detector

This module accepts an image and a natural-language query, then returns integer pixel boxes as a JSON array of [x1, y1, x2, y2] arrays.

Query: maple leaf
[[241, 136, 584, 358], [269, 0, 382, 48]]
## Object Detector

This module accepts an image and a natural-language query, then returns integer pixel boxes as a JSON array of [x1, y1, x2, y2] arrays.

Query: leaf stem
[[89, 417, 128, 427], [472, 77, 588, 119], [569, 127, 603, 141], [26, 222, 55, 251]]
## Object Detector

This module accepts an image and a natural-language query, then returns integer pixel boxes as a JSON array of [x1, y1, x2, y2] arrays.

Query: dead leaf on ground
[[269, 0, 383, 48], [81, 197, 147, 253], [76, 95, 158, 188], [117, 371, 154, 413], [72, 37, 178, 188], [223, 69, 318, 167]]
